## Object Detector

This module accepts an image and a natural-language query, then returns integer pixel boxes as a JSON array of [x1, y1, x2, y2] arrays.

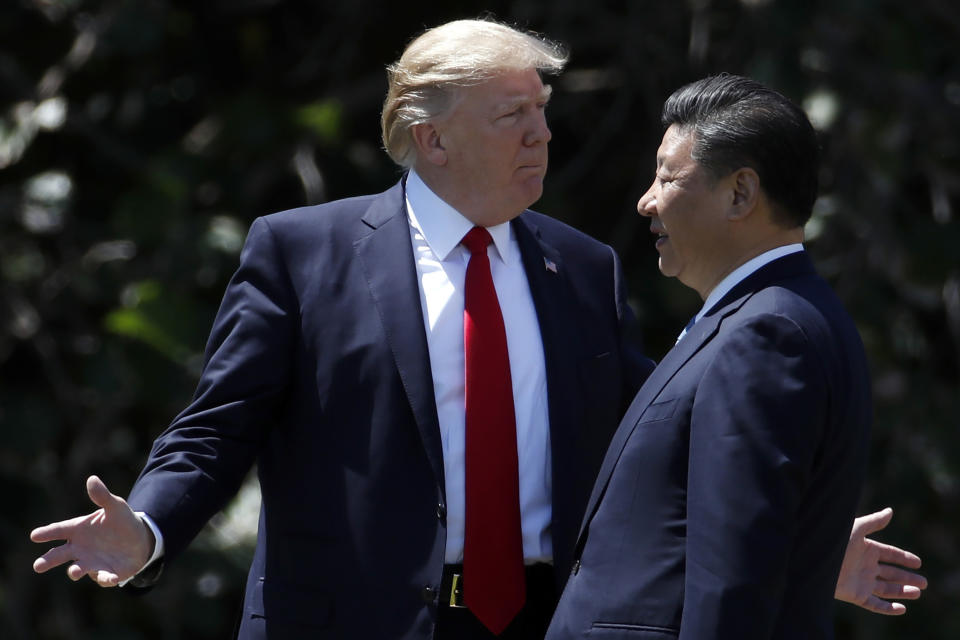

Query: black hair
[[661, 73, 820, 228]]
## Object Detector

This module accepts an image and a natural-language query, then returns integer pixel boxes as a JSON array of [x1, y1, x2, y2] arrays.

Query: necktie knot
[[461, 226, 492, 256]]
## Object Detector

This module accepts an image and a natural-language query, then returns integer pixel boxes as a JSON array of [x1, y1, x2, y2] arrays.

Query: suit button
[[422, 586, 438, 604], [436, 503, 446, 521], [571, 559, 581, 575]]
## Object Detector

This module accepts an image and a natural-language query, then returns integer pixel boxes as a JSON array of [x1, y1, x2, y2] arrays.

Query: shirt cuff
[[118, 512, 165, 587]]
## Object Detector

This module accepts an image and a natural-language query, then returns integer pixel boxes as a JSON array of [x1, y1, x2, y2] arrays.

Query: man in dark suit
[[29, 19, 651, 640], [30, 24, 923, 640], [547, 74, 877, 639]]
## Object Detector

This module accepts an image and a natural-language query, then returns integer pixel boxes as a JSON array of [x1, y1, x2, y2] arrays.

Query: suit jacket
[[126, 178, 654, 639], [546, 252, 871, 640]]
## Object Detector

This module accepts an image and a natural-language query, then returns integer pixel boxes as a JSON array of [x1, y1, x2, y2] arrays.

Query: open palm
[[31, 475, 152, 587], [835, 508, 928, 615]]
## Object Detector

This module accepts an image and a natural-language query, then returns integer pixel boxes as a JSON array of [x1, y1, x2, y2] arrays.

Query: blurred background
[[2, 0, 957, 637]]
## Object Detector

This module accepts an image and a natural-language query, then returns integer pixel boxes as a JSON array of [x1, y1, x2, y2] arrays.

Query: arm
[[680, 314, 862, 638], [31, 476, 152, 587], [125, 216, 297, 563], [836, 508, 927, 614], [33, 217, 297, 586]]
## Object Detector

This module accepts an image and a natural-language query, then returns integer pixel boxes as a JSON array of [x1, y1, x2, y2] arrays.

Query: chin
[[520, 181, 544, 208], [657, 258, 679, 279]]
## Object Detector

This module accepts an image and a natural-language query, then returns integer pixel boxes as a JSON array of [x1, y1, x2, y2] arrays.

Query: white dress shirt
[[405, 170, 552, 565], [676, 243, 805, 342]]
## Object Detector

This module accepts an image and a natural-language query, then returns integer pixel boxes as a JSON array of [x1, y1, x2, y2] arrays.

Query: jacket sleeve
[[127, 216, 298, 564], [679, 313, 829, 639]]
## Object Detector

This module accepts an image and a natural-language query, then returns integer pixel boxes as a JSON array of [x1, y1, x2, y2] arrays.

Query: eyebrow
[[495, 85, 553, 112]]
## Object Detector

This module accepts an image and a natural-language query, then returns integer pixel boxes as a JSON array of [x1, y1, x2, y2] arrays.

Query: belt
[[439, 563, 555, 609]]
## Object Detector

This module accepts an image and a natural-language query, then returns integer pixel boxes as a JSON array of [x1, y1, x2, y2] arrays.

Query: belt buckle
[[449, 573, 466, 608]]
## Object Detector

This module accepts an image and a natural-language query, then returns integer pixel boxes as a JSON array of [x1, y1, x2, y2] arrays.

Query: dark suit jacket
[[126, 178, 653, 639], [547, 252, 871, 640]]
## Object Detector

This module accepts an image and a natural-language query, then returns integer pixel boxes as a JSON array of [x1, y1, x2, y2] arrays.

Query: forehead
[[657, 124, 696, 167], [464, 68, 550, 105]]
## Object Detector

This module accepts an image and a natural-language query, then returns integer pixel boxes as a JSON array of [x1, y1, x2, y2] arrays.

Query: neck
[[694, 227, 804, 300], [412, 166, 520, 227]]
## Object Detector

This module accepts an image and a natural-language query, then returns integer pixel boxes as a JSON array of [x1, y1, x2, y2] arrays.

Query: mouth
[[651, 228, 669, 247]]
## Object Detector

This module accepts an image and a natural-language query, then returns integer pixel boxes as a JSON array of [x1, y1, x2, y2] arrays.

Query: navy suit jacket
[[547, 252, 871, 640], [126, 178, 653, 639]]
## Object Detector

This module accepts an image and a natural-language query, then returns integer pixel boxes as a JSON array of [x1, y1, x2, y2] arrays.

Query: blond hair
[[381, 19, 567, 168]]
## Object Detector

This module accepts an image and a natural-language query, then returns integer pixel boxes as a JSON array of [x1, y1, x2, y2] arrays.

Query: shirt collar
[[695, 243, 805, 322], [405, 170, 515, 264]]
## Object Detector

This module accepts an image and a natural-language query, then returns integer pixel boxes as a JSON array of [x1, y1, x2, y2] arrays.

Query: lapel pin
[[544, 257, 558, 273]]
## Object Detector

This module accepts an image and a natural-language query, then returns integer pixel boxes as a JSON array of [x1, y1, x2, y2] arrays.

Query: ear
[[728, 167, 760, 220], [410, 123, 447, 166]]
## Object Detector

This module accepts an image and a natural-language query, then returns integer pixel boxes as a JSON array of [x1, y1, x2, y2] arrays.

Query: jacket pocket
[[589, 621, 679, 638], [636, 397, 678, 424], [247, 577, 333, 630]]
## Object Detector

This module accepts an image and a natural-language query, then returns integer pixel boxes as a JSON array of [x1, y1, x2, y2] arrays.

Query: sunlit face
[[433, 68, 552, 226], [637, 125, 733, 298]]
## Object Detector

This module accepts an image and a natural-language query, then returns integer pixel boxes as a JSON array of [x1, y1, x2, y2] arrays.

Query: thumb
[[855, 507, 894, 537], [86, 475, 125, 512]]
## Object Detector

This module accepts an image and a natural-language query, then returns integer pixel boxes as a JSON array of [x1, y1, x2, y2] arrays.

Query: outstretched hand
[[31, 475, 153, 587], [835, 507, 928, 615]]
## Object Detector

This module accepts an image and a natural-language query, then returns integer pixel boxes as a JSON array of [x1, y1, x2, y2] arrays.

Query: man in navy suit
[[31, 24, 923, 640], [548, 74, 878, 639]]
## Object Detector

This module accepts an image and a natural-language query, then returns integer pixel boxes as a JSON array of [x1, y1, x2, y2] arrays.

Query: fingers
[[31, 475, 123, 543], [34, 543, 120, 586], [853, 507, 894, 536], [875, 540, 923, 569], [877, 564, 928, 590], [86, 475, 125, 512], [861, 595, 908, 616], [65, 562, 120, 587], [93, 570, 121, 587], [30, 524, 63, 544], [67, 562, 85, 581], [30, 513, 91, 544], [874, 581, 924, 600], [33, 543, 77, 574]]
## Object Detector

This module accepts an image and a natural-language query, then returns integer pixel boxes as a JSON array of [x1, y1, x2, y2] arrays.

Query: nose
[[525, 109, 552, 146], [637, 185, 657, 218]]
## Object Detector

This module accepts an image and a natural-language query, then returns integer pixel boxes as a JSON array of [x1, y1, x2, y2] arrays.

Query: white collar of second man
[[404, 170, 516, 265], [696, 243, 805, 323]]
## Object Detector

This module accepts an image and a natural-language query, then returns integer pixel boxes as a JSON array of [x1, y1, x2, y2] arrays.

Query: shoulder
[[519, 209, 605, 245], [246, 181, 404, 247], [517, 209, 616, 262], [713, 275, 864, 381], [259, 193, 383, 234], [739, 273, 858, 347]]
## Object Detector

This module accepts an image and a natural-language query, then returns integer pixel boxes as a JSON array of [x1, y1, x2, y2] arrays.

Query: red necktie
[[461, 226, 526, 635]]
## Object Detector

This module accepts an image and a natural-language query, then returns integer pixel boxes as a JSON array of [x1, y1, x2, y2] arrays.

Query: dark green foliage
[[3, 1, 957, 637]]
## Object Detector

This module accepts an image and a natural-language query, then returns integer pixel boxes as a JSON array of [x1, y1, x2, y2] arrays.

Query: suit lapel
[[576, 311, 720, 542], [512, 215, 584, 532], [576, 251, 819, 544], [353, 179, 446, 496]]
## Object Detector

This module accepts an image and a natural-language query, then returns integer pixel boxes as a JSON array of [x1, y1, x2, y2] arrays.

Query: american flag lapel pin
[[544, 257, 558, 273]]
